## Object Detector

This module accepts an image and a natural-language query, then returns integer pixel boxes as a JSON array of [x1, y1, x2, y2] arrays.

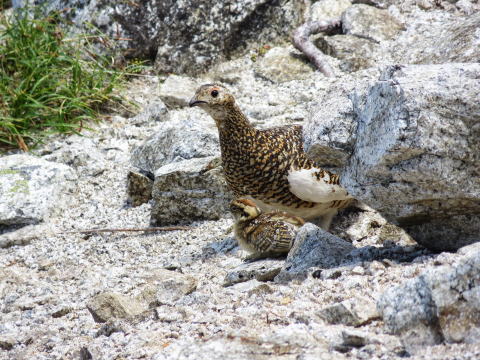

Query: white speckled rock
[[253, 46, 315, 83], [342, 4, 404, 42], [0, 154, 76, 228], [311, 0, 352, 21], [393, 11, 480, 64]]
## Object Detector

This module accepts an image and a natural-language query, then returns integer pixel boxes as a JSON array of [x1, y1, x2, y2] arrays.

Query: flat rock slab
[[224, 259, 284, 286], [0, 224, 53, 249], [0, 154, 76, 228]]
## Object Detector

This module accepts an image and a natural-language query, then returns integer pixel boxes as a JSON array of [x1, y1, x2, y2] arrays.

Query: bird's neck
[[210, 103, 257, 139]]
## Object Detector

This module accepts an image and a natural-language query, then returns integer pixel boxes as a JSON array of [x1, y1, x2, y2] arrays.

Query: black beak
[[189, 99, 207, 107]]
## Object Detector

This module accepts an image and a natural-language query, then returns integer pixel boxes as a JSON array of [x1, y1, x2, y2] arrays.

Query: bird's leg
[[312, 210, 337, 231]]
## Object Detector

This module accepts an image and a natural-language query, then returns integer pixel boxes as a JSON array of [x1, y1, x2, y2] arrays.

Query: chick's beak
[[189, 97, 206, 107]]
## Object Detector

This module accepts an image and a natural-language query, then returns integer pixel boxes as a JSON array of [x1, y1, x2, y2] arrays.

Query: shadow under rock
[[341, 244, 432, 267], [276, 222, 433, 283], [201, 236, 239, 260]]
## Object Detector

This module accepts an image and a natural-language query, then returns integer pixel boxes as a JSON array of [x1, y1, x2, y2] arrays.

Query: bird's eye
[[211, 90, 219, 98]]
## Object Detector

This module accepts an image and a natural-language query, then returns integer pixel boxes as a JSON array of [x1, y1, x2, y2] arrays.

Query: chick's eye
[[211, 90, 219, 98]]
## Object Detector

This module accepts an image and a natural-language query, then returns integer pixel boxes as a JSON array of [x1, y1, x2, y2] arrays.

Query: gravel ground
[[1, 74, 479, 360]]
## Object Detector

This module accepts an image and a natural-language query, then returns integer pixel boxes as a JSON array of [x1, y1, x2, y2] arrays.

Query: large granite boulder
[[28, 0, 303, 75], [340, 63, 480, 251]]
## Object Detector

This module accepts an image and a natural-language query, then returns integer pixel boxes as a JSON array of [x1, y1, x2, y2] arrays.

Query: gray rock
[[126, 169, 153, 207], [150, 156, 231, 225], [158, 75, 200, 108], [128, 102, 168, 126], [342, 63, 480, 251], [281, 223, 356, 278], [340, 329, 369, 348], [253, 46, 315, 83], [87, 292, 149, 323], [315, 35, 378, 72], [342, 4, 404, 42], [43, 135, 107, 177], [319, 296, 379, 326], [395, 12, 480, 64], [378, 242, 480, 353], [207, 56, 255, 85], [311, 0, 352, 21], [136, 269, 197, 306], [224, 259, 284, 286], [329, 202, 416, 247], [0, 154, 76, 228], [0, 224, 53, 249], [130, 112, 219, 173], [456, 0, 479, 15]]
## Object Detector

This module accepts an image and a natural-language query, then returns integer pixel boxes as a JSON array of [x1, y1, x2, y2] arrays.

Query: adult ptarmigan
[[189, 83, 352, 229]]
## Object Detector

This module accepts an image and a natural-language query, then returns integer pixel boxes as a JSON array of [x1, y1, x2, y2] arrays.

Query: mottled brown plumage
[[230, 198, 304, 260], [190, 84, 352, 229]]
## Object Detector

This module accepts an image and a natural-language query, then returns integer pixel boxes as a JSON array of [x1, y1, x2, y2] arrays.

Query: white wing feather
[[287, 168, 351, 203]]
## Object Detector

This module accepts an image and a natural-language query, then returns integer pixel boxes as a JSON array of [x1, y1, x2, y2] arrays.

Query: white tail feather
[[287, 168, 350, 203]]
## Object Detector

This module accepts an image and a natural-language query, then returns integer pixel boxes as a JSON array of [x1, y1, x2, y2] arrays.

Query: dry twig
[[292, 18, 342, 77], [65, 226, 192, 234]]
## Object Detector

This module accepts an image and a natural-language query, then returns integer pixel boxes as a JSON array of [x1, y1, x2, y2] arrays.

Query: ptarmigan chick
[[190, 83, 352, 229], [230, 198, 305, 260]]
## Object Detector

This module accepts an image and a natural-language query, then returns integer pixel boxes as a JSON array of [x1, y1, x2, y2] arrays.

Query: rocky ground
[[1, 0, 480, 359]]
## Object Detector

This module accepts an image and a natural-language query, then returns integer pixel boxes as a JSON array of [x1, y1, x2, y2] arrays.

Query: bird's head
[[189, 84, 235, 119], [230, 198, 261, 222]]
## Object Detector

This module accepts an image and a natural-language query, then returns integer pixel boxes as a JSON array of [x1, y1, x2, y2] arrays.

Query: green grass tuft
[[0, 6, 139, 150]]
